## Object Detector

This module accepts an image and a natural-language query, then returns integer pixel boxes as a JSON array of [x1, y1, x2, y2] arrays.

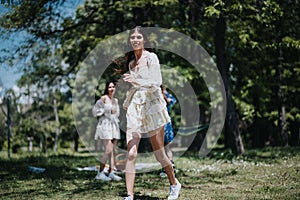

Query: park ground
[[0, 146, 299, 200]]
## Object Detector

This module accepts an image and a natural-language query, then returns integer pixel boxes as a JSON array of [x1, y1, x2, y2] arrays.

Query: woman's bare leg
[[165, 142, 173, 162], [149, 127, 176, 185], [109, 139, 117, 173], [125, 133, 141, 197], [100, 139, 113, 172]]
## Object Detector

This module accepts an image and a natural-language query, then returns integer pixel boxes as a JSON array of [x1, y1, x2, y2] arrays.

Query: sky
[[0, 4, 18, 91], [0, 1, 82, 94], [0, 67, 21, 90]]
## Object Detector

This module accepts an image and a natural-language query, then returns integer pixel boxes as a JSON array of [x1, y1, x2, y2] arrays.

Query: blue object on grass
[[28, 166, 46, 173]]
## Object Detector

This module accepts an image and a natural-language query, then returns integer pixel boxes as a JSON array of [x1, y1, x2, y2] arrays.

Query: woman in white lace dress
[[92, 80, 122, 181], [121, 26, 181, 200]]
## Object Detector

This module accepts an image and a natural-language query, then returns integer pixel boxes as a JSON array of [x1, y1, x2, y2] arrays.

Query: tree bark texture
[[215, 15, 244, 155], [277, 46, 289, 146], [53, 96, 60, 152]]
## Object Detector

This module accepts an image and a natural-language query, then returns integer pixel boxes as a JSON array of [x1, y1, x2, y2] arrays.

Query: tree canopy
[[0, 0, 299, 153]]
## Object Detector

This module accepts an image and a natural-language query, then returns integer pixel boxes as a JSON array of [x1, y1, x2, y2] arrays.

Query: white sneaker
[[108, 172, 122, 181], [122, 195, 133, 200], [95, 171, 112, 181], [159, 169, 167, 177], [168, 178, 181, 200]]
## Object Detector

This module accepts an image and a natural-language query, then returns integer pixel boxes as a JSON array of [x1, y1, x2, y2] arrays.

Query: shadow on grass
[[0, 153, 129, 198], [130, 195, 164, 200], [0, 154, 97, 181], [181, 146, 300, 163], [117, 191, 165, 200], [1, 147, 300, 199]]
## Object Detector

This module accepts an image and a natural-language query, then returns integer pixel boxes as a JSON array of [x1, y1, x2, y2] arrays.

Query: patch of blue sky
[[0, 0, 83, 92]]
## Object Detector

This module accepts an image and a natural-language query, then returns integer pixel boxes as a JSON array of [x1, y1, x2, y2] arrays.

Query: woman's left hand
[[123, 74, 136, 83]]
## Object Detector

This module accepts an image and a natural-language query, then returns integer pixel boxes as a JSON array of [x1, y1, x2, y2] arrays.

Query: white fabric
[[92, 97, 120, 140], [124, 50, 170, 135], [129, 50, 162, 87]]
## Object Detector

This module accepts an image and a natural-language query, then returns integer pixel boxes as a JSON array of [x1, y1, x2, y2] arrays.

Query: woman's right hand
[[111, 108, 116, 114]]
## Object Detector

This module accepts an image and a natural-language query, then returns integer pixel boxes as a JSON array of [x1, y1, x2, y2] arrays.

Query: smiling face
[[107, 82, 116, 95], [129, 31, 145, 50]]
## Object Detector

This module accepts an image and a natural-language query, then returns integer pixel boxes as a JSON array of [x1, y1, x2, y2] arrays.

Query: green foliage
[[0, 147, 299, 199], [0, 0, 300, 151]]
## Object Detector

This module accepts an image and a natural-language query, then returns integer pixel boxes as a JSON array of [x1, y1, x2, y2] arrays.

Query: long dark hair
[[113, 26, 155, 75], [103, 80, 117, 95]]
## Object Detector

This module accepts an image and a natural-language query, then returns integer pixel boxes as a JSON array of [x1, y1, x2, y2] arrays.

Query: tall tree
[[216, 15, 244, 155], [1, 0, 299, 152], [204, 0, 245, 155]]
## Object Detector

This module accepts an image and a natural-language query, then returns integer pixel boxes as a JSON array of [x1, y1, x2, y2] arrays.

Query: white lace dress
[[92, 97, 120, 140], [123, 50, 170, 134]]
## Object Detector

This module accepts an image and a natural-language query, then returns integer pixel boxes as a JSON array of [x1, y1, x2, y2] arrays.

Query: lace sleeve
[[92, 99, 105, 117], [133, 52, 162, 87]]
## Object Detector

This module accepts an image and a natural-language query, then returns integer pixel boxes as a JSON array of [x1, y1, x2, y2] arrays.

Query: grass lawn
[[0, 147, 299, 200]]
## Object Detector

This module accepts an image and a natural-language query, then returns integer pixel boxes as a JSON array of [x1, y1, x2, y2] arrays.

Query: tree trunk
[[215, 15, 244, 155], [277, 46, 289, 146], [28, 137, 33, 152], [74, 128, 79, 152], [53, 96, 60, 152]]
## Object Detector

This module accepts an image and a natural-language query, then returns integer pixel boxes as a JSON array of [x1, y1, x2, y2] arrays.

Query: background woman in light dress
[[92, 80, 122, 181]]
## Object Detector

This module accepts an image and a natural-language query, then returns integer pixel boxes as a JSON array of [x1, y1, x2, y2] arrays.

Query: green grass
[[0, 147, 300, 199]]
